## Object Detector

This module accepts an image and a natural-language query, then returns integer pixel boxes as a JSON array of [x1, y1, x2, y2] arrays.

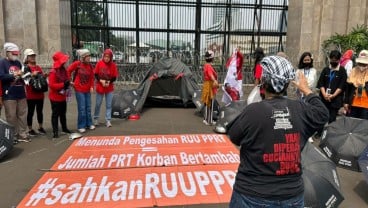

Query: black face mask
[[330, 62, 339, 68], [303, 63, 311, 68]]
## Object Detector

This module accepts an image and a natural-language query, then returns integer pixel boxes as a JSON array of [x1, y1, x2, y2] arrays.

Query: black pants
[[50, 100, 68, 133], [27, 99, 44, 127]]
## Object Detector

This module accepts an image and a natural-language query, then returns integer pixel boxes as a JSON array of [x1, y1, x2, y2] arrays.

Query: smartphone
[[326, 88, 331, 95]]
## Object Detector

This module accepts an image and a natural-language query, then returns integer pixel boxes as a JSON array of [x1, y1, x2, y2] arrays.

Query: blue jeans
[[94, 92, 113, 122], [229, 190, 304, 208], [75, 91, 92, 129]]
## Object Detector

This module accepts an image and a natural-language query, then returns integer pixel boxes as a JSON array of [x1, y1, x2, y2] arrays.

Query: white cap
[[23, 48, 36, 63], [77, 49, 91, 58], [4, 42, 20, 54], [24, 48, 36, 56]]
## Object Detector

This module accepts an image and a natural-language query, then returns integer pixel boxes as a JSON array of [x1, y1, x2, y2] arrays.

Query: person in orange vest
[[344, 49, 368, 119]]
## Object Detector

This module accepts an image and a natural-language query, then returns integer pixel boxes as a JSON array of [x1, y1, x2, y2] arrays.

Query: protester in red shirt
[[67, 49, 95, 133], [93, 49, 118, 127], [253, 47, 265, 99], [201, 50, 218, 125], [48, 51, 72, 138], [23, 49, 47, 136]]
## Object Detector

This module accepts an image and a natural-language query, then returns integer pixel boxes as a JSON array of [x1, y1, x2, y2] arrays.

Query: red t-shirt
[[26, 65, 45, 100], [254, 63, 265, 95], [203, 63, 218, 94], [94, 60, 118, 94], [48, 68, 68, 102], [67, 61, 94, 93]]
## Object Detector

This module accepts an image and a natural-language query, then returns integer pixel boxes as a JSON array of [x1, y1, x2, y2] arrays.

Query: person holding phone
[[343, 50, 368, 119], [317, 50, 347, 124]]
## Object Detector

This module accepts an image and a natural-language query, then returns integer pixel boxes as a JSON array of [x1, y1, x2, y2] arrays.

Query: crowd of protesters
[[0, 42, 118, 143]]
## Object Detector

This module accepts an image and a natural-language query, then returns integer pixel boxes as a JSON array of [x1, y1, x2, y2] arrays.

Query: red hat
[[52, 51, 69, 68]]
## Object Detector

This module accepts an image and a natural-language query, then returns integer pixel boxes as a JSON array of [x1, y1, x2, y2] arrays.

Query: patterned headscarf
[[260, 56, 296, 93]]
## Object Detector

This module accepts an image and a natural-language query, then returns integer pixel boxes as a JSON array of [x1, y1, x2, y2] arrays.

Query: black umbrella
[[319, 116, 368, 171], [0, 119, 14, 160], [302, 142, 344, 208], [214, 100, 246, 134], [358, 145, 368, 184]]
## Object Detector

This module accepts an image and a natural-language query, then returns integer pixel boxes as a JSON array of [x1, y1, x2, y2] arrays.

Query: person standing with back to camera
[[48, 51, 72, 139], [201, 50, 218, 125], [93, 49, 118, 128], [227, 56, 329, 208]]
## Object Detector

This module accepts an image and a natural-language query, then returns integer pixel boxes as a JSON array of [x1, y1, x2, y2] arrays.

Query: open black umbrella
[[319, 116, 368, 171], [302, 142, 344, 208], [358, 145, 368, 184], [214, 100, 246, 134], [0, 119, 14, 160]]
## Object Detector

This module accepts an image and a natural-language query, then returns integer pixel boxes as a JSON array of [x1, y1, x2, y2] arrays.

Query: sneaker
[[89, 125, 96, 130], [62, 129, 72, 134], [28, 129, 38, 137], [78, 128, 86, 133], [13, 139, 19, 145], [94, 119, 99, 126], [308, 137, 314, 143], [202, 120, 210, 126], [106, 121, 112, 127], [38, 127, 46, 135], [18, 137, 31, 142]]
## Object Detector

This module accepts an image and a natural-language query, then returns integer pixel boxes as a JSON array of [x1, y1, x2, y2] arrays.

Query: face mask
[[330, 62, 339, 68], [8, 54, 18, 61], [303, 63, 311, 68]]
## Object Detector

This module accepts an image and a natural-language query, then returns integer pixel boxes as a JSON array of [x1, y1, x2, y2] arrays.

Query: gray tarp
[[112, 58, 201, 118]]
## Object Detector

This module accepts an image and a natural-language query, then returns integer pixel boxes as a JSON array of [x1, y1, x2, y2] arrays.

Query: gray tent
[[112, 58, 201, 118]]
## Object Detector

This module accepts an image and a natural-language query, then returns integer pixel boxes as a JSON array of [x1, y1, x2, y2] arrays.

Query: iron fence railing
[[113, 62, 254, 86], [70, 0, 287, 86]]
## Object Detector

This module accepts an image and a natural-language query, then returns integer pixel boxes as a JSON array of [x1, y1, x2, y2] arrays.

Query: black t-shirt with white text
[[227, 94, 328, 200]]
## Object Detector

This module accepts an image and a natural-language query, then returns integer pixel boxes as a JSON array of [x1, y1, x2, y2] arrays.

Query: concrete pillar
[[0, 0, 71, 67], [287, 0, 368, 70], [0, 1, 5, 49]]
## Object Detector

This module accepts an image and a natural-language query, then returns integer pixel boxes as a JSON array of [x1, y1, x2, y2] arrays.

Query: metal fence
[[70, 0, 288, 84]]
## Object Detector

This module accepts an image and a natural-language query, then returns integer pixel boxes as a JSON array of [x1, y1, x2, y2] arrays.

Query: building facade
[[0, 0, 71, 67]]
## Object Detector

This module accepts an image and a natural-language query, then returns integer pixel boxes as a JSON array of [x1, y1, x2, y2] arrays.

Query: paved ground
[[0, 90, 367, 208]]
